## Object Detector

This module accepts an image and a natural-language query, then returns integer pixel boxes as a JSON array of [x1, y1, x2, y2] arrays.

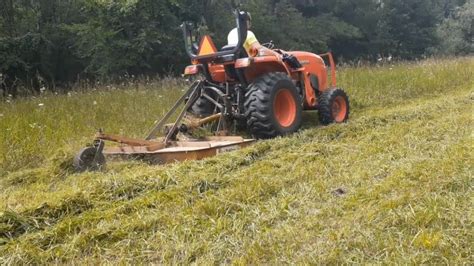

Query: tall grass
[[0, 78, 186, 174], [0, 57, 473, 263]]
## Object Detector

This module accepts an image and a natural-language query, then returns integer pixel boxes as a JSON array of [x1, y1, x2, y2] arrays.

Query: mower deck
[[102, 136, 255, 165]]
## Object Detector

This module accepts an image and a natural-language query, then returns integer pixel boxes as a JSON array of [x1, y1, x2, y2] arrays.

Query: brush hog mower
[[73, 10, 350, 172]]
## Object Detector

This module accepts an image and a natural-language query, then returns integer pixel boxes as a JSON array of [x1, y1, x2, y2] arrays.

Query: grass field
[[0, 58, 473, 263]]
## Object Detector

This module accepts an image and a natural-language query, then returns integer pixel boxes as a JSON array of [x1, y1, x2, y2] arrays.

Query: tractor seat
[[220, 45, 248, 80], [220, 44, 249, 57]]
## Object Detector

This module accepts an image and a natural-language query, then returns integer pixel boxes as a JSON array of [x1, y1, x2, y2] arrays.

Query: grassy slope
[[0, 58, 473, 263]]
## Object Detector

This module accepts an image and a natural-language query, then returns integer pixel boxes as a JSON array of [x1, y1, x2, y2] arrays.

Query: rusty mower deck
[[101, 134, 253, 164], [73, 81, 255, 172]]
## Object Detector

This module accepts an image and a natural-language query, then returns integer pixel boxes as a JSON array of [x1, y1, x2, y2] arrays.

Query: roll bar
[[181, 10, 248, 62]]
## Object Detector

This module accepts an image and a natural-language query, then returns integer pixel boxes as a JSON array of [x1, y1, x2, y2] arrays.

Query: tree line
[[0, 0, 472, 96]]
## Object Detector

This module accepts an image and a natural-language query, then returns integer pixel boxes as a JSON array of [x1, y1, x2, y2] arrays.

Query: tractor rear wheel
[[318, 88, 350, 125], [244, 72, 302, 139], [188, 96, 215, 117]]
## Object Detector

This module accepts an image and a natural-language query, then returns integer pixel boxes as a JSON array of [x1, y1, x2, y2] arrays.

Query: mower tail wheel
[[73, 146, 106, 172], [318, 88, 350, 125], [244, 72, 302, 139]]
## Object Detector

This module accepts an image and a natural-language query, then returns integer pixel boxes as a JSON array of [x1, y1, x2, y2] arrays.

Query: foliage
[[375, 0, 441, 58], [0, 57, 473, 263], [66, 0, 185, 76], [0, 0, 471, 94], [433, 0, 474, 55]]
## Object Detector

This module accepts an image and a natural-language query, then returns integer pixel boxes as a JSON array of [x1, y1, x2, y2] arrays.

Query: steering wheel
[[262, 40, 275, 49]]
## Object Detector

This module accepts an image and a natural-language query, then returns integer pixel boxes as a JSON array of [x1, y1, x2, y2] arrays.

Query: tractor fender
[[287, 51, 329, 109], [243, 56, 291, 83], [288, 52, 328, 90]]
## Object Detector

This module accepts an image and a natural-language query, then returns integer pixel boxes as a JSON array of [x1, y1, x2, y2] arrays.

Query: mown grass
[[0, 57, 473, 263]]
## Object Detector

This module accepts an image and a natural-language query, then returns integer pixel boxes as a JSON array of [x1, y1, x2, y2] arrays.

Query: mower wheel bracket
[[93, 139, 105, 157], [73, 140, 106, 173]]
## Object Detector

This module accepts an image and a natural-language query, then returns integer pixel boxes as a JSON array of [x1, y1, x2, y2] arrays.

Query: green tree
[[434, 0, 473, 55], [0, 0, 84, 95], [0, 0, 469, 95], [66, 0, 183, 77], [376, 0, 440, 58]]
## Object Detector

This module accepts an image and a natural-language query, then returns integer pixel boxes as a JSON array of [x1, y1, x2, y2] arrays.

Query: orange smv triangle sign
[[197, 35, 217, 56]]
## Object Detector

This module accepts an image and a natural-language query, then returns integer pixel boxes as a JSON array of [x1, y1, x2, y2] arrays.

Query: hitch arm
[[163, 84, 202, 144], [145, 81, 201, 140]]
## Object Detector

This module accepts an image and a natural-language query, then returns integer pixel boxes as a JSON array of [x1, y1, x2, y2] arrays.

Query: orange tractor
[[181, 10, 349, 138], [73, 10, 349, 171]]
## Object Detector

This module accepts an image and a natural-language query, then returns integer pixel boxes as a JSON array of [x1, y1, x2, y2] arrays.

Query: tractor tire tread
[[189, 96, 215, 117], [244, 72, 302, 139]]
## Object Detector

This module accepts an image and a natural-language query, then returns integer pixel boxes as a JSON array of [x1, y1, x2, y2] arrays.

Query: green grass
[[0, 58, 473, 263], [0, 77, 186, 173]]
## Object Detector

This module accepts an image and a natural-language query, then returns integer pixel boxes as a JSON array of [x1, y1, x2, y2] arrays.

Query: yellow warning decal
[[198, 35, 217, 56]]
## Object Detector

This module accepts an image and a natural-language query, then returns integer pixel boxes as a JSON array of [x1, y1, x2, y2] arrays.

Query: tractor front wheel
[[244, 72, 302, 139], [318, 88, 350, 125]]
